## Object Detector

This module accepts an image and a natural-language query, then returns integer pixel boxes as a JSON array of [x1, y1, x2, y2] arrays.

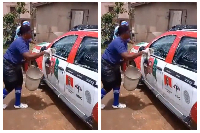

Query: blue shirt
[[102, 37, 128, 65], [4, 37, 30, 65]]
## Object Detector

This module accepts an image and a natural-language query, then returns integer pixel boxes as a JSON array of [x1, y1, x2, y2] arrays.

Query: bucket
[[25, 65, 43, 91], [123, 65, 141, 91]]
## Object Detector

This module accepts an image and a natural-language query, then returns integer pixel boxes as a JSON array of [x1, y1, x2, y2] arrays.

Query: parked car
[[169, 25, 197, 31], [31, 31, 98, 129], [70, 25, 98, 31], [127, 29, 197, 129]]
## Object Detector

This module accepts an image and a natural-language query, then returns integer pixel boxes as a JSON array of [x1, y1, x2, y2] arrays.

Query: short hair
[[117, 25, 129, 36], [18, 25, 31, 36]]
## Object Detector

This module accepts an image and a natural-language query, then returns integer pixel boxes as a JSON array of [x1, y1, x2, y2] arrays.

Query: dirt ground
[[101, 83, 189, 130], [3, 83, 90, 130]]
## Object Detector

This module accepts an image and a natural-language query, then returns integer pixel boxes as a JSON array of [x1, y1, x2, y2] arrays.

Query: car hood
[[32, 42, 51, 53]]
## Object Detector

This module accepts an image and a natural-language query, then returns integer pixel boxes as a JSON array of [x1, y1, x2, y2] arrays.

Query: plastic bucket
[[25, 66, 43, 91], [123, 66, 141, 91]]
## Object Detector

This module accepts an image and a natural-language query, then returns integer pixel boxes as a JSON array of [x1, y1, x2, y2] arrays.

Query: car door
[[52, 35, 78, 94], [65, 36, 98, 117], [141, 35, 176, 94], [163, 36, 197, 116], [42, 35, 78, 94]]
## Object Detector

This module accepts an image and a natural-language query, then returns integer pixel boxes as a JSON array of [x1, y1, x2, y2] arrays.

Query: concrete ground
[[3, 83, 90, 130], [101, 83, 189, 130]]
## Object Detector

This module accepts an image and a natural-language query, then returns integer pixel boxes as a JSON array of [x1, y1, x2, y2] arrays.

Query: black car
[[70, 25, 98, 31], [169, 25, 197, 31]]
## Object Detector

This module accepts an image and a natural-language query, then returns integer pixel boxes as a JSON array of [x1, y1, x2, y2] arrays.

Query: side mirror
[[40, 46, 47, 52]]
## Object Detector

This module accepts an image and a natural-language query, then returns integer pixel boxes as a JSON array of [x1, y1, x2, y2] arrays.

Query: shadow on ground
[[104, 93, 153, 111], [6, 94, 54, 111]]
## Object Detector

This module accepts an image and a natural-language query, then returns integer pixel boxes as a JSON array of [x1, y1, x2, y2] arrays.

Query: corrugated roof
[[32, 2, 52, 7], [131, 2, 151, 8]]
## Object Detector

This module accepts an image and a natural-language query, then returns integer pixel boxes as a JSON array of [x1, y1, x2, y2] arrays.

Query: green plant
[[101, 2, 127, 47], [113, 2, 127, 19], [3, 2, 29, 46]]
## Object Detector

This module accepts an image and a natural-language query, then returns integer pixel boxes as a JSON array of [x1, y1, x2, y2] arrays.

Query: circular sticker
[[183, 90, 190, 104]]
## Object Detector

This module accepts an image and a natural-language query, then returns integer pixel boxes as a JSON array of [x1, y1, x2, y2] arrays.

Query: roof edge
[[131, 2, 151, 8], [32, 2, 52, 7]]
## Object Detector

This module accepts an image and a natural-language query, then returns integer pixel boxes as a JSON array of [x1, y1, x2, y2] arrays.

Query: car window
[[149, 35, 176, 59], [74, 37, 98, 72], [51, 35, 78, 58], [173, 37, 197, 72]]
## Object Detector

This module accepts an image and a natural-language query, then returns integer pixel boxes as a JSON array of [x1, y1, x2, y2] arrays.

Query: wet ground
[[101, 83, 189, 130], [3, 83, 90, 130]]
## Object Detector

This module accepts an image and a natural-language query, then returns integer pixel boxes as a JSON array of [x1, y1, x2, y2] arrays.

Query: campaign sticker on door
[[143, 57, 157, 81], [164, 75, 172, 94], [45, 57, 56, 78], [66, 75, 74, 94], [54, 58, 59, 81], [152, 58, 158, 81], [173, 84, 181, 100], [75, 84, 83, 100]]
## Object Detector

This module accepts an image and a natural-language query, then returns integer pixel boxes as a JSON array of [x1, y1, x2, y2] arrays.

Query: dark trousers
[[3, 59, 23, 92], [101, 58, 122, 92]]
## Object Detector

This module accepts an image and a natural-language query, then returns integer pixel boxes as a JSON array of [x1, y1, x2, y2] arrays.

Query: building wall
[[134, 2, 197, 42], [101, 2, 135, 34], [36, 2, 98, 42], [101, 2, 129, 19], [3, 2, 31, 19]]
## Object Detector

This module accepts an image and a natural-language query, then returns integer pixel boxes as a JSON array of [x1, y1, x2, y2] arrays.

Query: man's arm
[[23, 52, 44, 61], [121, 52, 143, 60], [115, 40, 144, 60], [17, 40, 44, 61]]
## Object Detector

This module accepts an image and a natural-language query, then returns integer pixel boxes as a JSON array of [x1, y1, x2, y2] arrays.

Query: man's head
[[118, 25, 130, 40], [18, 25, 32, 40], [121, 21, 129, 26]]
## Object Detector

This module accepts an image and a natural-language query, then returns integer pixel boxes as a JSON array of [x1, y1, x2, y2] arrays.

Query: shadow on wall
[[36, 32, 65, 43]]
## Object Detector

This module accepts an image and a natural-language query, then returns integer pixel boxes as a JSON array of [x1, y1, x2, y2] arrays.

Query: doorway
[[168, 9, 187, 29], [70, 10, 84, 29]]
